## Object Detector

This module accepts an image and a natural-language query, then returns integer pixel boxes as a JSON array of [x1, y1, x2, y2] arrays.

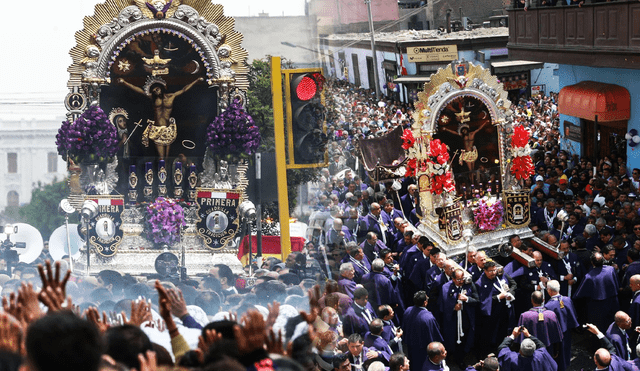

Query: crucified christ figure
[[118, 76, 203, 159]]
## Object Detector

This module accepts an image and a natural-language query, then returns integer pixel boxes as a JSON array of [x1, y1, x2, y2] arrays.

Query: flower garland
[[427, 139, 455, 195], [401, 128, 415, 150], [206, 99, 261, 161], [510, 124, 534, 180], [145, 197, 186, 246], [55, 105, 119, 163], [473, 198, 504, 231]]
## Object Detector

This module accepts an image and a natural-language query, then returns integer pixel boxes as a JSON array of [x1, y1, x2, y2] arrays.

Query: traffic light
[[285, 69, 327, 166]]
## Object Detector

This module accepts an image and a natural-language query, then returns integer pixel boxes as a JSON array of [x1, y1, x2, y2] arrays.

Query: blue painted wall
[[558, 64, 640, 168], [531, 63, 559, 95]]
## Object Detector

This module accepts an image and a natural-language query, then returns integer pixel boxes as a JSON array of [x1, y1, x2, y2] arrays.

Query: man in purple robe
[[606, 311, 634, 361], [497, 326, 558, 371], [585, 323, 634, 371], [475, 260, 517, 357], [338, 262, 357, 299], [573, 252, 620, 335], [408, 238, 435, 291], [469, 251, 488, 282], [439, 268, 479, 369], [519, 251, 557, 312], [378, 304, 403, 353], [327, 218, 355, 251], [342, 243, 371, 284], [357, 202, 387, 244], [346, 333, 386, 371], [343, 287, 377, 337], [422, 342, 448, 371], [503, 237, 534, 279], [546, 280, 579, 371], [360, 232, 387, 263], [554, 240, 583, 298], [361, 259, 402, 310], [629, 275, 640, 329], [363, 319, 392, 363], [402, 291, 443, 371], [517, 291, 563, 357]]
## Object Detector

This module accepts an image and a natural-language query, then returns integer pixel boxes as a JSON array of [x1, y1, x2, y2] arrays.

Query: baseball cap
[[559, 178, 568, 185], [535, 175, 544, 182]]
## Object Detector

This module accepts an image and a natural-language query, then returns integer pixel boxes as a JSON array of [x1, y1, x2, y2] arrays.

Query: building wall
[[311, 0, 399, 34], [234, 16, 320, 67], [530, 63, 559, 96], [0, 111, 68, 211], [558, 65, 640, 168]]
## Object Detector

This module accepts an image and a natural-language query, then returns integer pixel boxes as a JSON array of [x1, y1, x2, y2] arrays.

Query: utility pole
[[365, 0, 381, 99]]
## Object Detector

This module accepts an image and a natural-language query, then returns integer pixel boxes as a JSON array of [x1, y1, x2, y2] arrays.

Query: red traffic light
[[295, 76, 317, 101]]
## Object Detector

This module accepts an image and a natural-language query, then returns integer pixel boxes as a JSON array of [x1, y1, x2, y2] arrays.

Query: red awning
[[558, 81, 630, 122]]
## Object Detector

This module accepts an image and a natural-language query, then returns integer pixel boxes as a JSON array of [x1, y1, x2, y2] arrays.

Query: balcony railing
[[507, 1, 640, 69]]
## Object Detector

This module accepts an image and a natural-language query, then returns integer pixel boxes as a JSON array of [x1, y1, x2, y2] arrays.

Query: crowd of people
[[2, 79, 640, 371]]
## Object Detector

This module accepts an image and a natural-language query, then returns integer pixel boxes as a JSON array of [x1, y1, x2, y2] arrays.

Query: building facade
[[508, 1, 640, 168], [0, 94, 68, 212]]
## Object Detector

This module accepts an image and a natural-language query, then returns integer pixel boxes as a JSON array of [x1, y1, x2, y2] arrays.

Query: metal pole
[[365, 0, 381, 99], [271, 56, 292, 261], [85, 219, 90, 274], [255, 153, 263, 258], [64, 215, 73, 273]]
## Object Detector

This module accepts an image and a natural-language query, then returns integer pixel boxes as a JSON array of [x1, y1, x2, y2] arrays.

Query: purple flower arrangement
[[56, 105, 118, 163], [206, 99, 261, 161], [145, 197, 186, 246], [473, 198, 504, 231]]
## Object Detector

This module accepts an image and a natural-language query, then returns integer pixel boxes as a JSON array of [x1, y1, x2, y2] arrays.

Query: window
[[7, 191, 18, 208], [352, 54, 361, 87], [7, 153, 17, 173], [48, 152, 57, 173]]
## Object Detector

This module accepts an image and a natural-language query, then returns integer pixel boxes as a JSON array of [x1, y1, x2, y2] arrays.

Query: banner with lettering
[[195, 189, 242, 250], [86, 196, 124, 258]]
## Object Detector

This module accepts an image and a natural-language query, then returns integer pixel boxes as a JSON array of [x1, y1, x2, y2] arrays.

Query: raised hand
[[37, 260, 71, 298], [124, 300, 152, 327], [167, 289, 189, 319], [154, 281, 178, 337], [300, 285, 322, 324], [85, 307, 109, 333], [39, 286, 71, 312], [195, 328, 223, 363], [132, 350, 157, 371], [18, 283, 43, 324], [266, 329, 286, 355], [234, 309, 267, 355], [0, 312, 24, 355], [266, 301, 280, 330], [2, 293, 20, 320]]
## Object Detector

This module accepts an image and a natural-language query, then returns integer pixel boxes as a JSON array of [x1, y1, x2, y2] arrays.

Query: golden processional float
[[55, 0, 258, 276], [357, 60, 564, 267]]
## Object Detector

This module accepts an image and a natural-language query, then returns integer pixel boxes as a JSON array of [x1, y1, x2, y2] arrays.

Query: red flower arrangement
[[510, 125, 534, 181], [405, 158, 417, 177], [427, 139, 455, 195], [401, 129, 415, 150]]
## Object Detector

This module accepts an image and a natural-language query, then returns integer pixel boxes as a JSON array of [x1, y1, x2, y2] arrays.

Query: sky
[[0, 0, 304, 100]]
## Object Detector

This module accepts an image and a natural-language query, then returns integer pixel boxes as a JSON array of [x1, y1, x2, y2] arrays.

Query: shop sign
[[407, 45, 458, 62]]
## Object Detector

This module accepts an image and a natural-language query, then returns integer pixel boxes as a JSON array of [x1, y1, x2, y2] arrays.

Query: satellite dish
[[48, 224, 82, 261], [0, 223, 44, 264], [498, 243, 513, 258]]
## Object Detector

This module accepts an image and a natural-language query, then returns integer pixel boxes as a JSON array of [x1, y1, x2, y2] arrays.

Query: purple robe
[[630, 291, 640, 328], [408, 255, 433, 291], [504, 260, 526, 279], [554, 252, 583, 298], [342, 255, 371, 283], [546, 295, 579, 371], [517, 307, 563, 347], [338, 277, 357, 298], [606, 322, 633, 361], [476, 273, 517, 346], [439, 280, 478, 354], [573, 265, 620, 332], [361, 271, 401, 309], [381, 319, 403, 353], [360, 239, 387, 263], [623, 261, 640, 288], [343, 302, 376, 337], [363, 333, 392, 362], [402, 306, 443, 371], [497, 336, 558, 371], [520, 262, 558, 294]]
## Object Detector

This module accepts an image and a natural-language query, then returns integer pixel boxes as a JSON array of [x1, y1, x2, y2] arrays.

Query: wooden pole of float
[[271, 56, 292, 261]]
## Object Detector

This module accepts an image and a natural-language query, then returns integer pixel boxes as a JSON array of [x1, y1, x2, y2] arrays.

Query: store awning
[[491, 60, 544, 74], [558, 81, 630, 122], [393, 75, 431, 84]]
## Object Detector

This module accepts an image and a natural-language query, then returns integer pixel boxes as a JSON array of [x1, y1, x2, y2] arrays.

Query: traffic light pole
[[271, 56, 292, 261]]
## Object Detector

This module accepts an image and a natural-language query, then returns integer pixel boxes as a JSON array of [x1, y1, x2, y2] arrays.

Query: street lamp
[[58, 199, 77, 273], [81, 200, 98, 273]]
